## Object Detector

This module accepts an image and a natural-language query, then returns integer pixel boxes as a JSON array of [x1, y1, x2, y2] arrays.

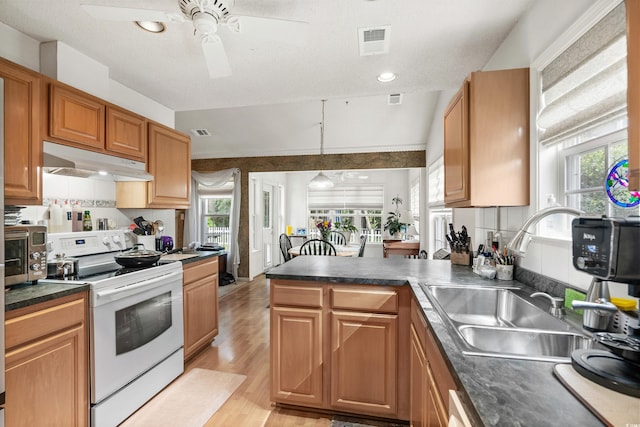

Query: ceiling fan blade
[[80, 4, 185, 23], [228, 16, 309, 47], [201, 36, 232, 78]]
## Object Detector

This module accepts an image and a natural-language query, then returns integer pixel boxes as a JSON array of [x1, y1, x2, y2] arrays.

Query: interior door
[[262, 184, 274, 269]]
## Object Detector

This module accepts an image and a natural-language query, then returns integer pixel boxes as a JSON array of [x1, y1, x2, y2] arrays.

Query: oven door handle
[[95, 270, 182, 299]]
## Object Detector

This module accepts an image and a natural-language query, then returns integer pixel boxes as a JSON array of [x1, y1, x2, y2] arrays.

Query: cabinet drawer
[[410, 298, 427, 348], [183, 258, 218, 284], [331, 287, 398, 313], [272, 284, 323, 308], [6, 293, 86, 350]]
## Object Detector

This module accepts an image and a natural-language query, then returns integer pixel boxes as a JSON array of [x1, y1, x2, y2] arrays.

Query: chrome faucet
[[531, 292, 566, 319], [571, 278, 618, 331]]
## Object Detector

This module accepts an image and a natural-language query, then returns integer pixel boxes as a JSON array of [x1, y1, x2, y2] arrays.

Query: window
[[537, 2, 639, 235], [308, 185, 384, 243], [201, 197, 231, 247], [428, 157, 452, 257], [410, 178, 420, 234]]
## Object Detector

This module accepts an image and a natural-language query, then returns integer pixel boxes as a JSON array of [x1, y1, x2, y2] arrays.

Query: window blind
[[308, 185, 383, 209], [538, 2, 627, 146]]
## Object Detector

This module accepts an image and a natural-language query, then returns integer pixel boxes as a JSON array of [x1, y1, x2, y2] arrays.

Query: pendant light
[[309, 100, 334, 189]]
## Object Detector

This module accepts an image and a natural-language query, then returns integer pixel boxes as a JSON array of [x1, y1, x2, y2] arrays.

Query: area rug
[[121, 368, 246, 427]]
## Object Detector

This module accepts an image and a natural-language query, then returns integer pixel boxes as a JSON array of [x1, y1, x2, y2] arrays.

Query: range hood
[[43, 141, 153, 181]]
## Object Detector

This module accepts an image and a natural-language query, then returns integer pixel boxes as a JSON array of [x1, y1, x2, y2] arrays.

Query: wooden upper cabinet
[[106, 106, 147, 161], [627, 0, 639, 191], [47, 82, 147, 162], [0, 58, 42, 205], [443, 82, 470, 205], [49, 83, 105, 150], [148, 122, 191, 208], [444, 68, 530, 208]]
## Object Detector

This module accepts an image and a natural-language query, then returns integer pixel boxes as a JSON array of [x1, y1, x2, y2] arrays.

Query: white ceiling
[[0, 0, 535, 159]]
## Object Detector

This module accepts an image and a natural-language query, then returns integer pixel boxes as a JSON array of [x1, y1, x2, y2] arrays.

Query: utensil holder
[[496, 264, 514, 280]]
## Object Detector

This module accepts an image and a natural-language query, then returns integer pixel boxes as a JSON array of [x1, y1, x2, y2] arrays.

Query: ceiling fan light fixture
[[377, 72, 396, 83], [134, 20, 166, 33]]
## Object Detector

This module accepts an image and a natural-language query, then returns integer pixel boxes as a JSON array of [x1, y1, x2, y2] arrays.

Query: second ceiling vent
[[358, 25, 391, 56]]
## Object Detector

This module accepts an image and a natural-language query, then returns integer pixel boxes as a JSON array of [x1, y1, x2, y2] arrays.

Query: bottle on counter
[[72, 202, 83, 232], [83, 210, 93, 231], [62, 200, 73, 232], [49, 200, 64, 233]]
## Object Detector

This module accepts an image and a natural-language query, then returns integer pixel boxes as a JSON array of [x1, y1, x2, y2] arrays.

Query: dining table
[[289, 244, 360, 257]]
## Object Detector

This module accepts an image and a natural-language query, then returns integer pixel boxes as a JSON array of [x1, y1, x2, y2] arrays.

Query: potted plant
[[384, 195, 404, 238], [334, 218, 358, 243]]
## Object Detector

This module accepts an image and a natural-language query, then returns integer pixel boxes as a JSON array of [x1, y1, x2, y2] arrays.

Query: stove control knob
[[112, 235, 121, 244], [103, 237, 111, 246], [30, 252, 40, 260], [30, 263, 41, 271]]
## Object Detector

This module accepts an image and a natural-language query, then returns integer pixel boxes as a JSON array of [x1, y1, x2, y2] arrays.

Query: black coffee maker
[[571, 216, 640, 397]]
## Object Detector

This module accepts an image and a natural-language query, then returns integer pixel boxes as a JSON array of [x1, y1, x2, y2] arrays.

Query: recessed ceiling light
[[135, 21, 165, 33], [377, 72, 396, 83]]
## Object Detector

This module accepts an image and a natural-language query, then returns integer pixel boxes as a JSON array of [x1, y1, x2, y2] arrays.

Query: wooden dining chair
[[279, 233, 293, 262], [299, 239, 337, 256], [358, 234, 367, 257], [329, 231, 346, 245]]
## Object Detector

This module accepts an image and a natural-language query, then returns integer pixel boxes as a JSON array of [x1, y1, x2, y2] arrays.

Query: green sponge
[[565, 288, 586, 315]]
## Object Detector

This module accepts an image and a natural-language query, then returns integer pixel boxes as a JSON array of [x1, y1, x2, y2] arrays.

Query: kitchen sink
[[420, 284, 593, 362], [425, 285, 570, 330], [457, 325, 593, 362]]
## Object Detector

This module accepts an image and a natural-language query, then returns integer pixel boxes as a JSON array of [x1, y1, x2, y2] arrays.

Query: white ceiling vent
[[388, 93, 403, 105], [358, 26, 391, 56], [190, 128, 211, 137]]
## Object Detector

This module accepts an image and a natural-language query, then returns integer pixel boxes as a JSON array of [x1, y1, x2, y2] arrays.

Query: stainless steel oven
[[44, 230, 184, 427], [4, 225, 47, 286]]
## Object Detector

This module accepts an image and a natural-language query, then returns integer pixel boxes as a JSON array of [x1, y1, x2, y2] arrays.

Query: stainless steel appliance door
[[0, 76, 6, 426], [91, 269, 183, 404]]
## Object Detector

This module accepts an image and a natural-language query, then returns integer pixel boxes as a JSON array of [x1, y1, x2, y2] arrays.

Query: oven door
[[91, 268, 183, 404]]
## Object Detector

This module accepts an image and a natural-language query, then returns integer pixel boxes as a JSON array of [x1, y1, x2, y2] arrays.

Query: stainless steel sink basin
[[420, 284, 592, 362], [425, 285, 569, 330], [457, 325, 593, 362]]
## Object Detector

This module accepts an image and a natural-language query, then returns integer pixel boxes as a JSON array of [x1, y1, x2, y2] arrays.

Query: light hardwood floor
[[185, 275, 334, 427]]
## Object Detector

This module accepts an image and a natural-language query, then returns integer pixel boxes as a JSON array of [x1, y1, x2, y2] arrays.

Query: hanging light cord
[[320, 99, 326, 156]]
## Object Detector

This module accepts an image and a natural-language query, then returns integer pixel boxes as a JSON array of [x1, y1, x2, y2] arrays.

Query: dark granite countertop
[[266, 257, 604, 427], [159, 250, 225, 266], [5, 281, 90, 312]]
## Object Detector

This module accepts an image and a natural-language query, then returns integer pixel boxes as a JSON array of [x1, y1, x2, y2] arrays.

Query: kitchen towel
[[120, 368, 246, 427]]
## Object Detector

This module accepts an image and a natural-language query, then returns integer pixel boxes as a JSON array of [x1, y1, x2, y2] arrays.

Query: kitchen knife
[[449, 223, 458, 243]]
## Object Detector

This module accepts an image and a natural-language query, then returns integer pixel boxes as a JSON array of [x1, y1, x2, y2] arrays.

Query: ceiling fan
[[81, 0, 309, 78]]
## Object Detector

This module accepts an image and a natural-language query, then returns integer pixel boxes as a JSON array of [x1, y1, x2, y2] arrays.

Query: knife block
[[450, 237, 472, 266]]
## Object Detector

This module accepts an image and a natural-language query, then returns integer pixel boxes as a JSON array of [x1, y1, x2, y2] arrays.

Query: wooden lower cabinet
[[410, 323, 428, 427], [271, 306, 324, 406], [183, 256, 219, 360], [270, 279, 410, 421], [331, 311, 398, 416], [410, 298, 457, 427], [5, 292, 89, 427]]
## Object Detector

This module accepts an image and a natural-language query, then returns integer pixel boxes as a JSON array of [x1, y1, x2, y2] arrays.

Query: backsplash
[[16, 173, 177, 242]]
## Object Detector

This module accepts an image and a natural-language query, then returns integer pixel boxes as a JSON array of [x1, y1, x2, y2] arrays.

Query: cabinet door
[[410, 324, 428, 427], [183, 273, 219, 360], [427, 364, 448, 427], [271, 306, 324, 406], [49, 83, 105, 149], [106, 105, 147, 160], [330, 311, 397, 417], [627, 0, 640, 191], [444, 81, 470, 206], [5, 294, 88, 427], [148, 122, 191, 208], [0, 59, 42, 205]]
